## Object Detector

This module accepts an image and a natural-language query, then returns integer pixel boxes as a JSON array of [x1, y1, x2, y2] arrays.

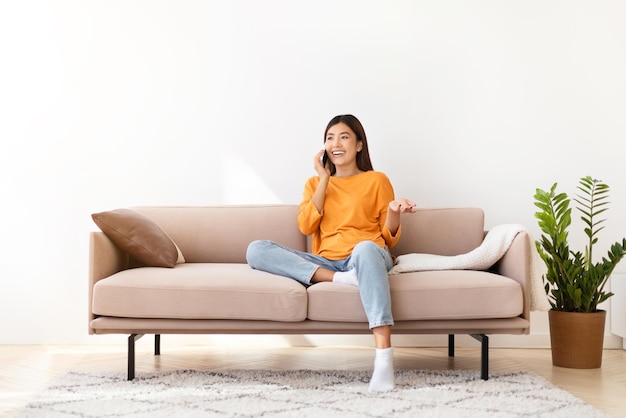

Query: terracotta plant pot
[[548, 310, 606, 369]]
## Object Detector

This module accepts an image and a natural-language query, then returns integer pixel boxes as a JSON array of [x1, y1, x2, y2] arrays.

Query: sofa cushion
[[306, 271, 523, 322], [390, 208, 485, 257], [92, 209, 183, 268], [131, 205, 306, 263], [92, 263, 308, 322]]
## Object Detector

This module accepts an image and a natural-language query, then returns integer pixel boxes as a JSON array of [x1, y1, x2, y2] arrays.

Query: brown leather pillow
[[92, 209, 178, 268]]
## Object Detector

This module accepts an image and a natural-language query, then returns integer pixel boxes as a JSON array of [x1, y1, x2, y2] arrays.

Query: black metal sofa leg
[[470, 334, 489, 380], [448, 334, 455, 357], [128, 334, 143, 380], [448, 334, 489, 380], [128, 334, 161, 380], [127, 334, 162, 380]]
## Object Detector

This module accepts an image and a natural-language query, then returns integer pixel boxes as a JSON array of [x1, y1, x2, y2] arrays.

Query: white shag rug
[[14, 369, 611, 418]]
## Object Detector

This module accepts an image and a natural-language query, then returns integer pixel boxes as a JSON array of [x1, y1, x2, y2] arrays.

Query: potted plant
[[534, 176, 626, 368]]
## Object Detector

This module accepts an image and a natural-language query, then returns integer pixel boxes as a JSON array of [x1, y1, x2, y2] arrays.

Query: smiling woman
[[246, 114, 417, 393]]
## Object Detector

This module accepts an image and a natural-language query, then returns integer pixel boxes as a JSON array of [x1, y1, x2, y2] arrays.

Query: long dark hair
[[324, 114, 374, 176]]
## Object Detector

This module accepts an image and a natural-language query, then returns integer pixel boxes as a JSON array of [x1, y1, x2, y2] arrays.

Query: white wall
[[1, 0, 625, 347]]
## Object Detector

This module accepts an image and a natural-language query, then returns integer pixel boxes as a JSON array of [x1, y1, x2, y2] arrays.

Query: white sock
[[332, 269, 359, 286], [368, 347, 395, 393]]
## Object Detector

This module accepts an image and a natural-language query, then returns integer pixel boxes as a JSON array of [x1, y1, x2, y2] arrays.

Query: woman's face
[[324, 122, 363, 169]]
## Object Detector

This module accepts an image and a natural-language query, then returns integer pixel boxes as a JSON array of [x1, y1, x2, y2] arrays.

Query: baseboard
[[108, 333, 623, 350]]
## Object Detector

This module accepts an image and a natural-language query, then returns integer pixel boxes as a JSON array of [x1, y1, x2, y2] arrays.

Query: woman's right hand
[[311, 149, 330, 213], [314, 149, 331, 180]]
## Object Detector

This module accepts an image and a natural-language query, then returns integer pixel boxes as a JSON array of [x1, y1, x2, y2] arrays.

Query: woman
[[246, 114, 416, 392]]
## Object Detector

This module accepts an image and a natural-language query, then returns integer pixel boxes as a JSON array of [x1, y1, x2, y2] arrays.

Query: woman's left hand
[[389, 198, 417, 214]]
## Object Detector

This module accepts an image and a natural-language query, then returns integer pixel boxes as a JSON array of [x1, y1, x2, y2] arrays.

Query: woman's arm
[[386, 198, 417, 236], [297, 151, 332, 235]]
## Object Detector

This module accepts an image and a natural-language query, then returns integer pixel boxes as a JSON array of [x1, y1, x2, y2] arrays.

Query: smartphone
[[322, 151, 329, 167]]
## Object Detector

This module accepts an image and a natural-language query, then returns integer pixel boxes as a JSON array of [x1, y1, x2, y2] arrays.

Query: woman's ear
[[357, 141, 363, 152]]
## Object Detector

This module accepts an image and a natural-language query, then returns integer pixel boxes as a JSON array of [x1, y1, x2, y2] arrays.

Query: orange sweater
[[297, 171, 401, 260]]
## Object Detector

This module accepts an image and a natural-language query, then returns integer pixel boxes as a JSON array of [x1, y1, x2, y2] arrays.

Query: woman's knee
[[353, 240, 382, 257], [352, 241, 392, 270], [246, 239, 272, 267]]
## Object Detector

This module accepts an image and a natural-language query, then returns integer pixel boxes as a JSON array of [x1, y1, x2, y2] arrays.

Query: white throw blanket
[[389, 224, 551, 311]]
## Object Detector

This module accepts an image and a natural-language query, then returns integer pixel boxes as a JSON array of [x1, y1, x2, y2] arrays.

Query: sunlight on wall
[[221, 153, 283, 204]]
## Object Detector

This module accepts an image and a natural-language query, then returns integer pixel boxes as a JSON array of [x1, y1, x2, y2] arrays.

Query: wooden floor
[[1, 344, 625, 417]]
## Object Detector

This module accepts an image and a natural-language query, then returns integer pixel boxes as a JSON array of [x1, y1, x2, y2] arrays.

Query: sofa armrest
[[88, 231, 129, 333], [491, 231, 531, 326]]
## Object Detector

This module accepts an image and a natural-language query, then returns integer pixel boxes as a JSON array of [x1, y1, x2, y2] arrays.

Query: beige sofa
[[88, 205, 531, 380]]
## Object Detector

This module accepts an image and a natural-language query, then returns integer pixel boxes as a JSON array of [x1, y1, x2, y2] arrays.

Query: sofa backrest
[[132, 205, 306, 263], [390, 208, 485, 257], [129, 205, 484, 263]]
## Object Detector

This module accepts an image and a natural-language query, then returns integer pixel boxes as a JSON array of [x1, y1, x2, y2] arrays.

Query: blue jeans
[[246, 240, 395, 329]]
